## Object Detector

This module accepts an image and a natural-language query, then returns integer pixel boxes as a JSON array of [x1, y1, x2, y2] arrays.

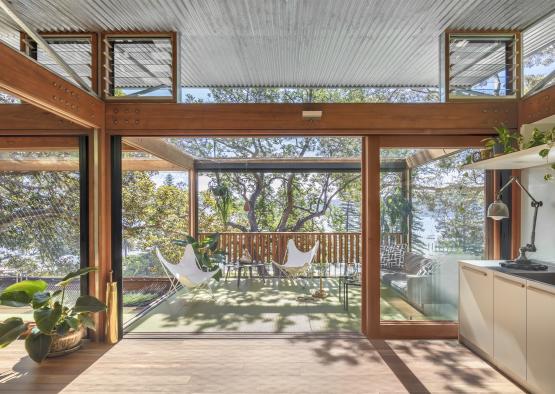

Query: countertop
[[460, 259, 555, 287]]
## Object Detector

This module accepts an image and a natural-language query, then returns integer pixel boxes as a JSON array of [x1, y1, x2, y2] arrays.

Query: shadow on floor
[[124, 278, 362, 334], [0, 342, 111, 392]]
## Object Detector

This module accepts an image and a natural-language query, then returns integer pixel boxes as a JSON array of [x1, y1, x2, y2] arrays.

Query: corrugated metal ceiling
[[0, 0, 553, 87]]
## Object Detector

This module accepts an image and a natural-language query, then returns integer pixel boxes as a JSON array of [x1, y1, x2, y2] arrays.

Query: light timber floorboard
[[0, 337, 524, 393]]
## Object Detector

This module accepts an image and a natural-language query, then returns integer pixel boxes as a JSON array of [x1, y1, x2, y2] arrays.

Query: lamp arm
[[496, 176, 539, 205], [529, 203, 539, 250]]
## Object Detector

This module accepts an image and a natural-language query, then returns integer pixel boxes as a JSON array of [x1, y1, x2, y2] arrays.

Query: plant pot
[[480, 148, 493, 160], [492, 142, 504, 156], [47, 327, 85, 358]]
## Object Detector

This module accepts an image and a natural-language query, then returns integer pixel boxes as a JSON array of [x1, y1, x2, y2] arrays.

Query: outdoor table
[[225, 261, 267, 288], [338, 276, 361, 311]]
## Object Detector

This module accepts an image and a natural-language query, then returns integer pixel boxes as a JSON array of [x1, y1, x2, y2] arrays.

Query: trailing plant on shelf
[[534, 127, 555, 181], [0, 267, 106, 363], [522, 127, 548, 149], [482, 125, 520, 156], [173, 233, 226, 280]]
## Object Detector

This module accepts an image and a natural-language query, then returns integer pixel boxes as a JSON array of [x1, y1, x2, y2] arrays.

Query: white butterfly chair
[[274, 239, 319, 286], [156, 245, 220, 299]]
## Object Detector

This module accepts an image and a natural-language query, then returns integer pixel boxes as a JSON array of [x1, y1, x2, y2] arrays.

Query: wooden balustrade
[[198, 232, 364, 266], [199, 231, 405, 270], [199, 231, 405, 266]]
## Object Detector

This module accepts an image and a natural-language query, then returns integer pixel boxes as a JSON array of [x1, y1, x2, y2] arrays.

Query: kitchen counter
[[460, 259, 555, 287], [458, 259, 555, 393]]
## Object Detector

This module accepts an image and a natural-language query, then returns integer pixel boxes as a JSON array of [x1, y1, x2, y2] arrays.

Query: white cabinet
[[493, 273, 527, 382], [459, 264, 494, 357], [527, 282, 555, 394]]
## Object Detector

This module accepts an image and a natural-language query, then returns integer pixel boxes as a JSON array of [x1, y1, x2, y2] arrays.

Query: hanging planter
[[243, 201, 251, 212]]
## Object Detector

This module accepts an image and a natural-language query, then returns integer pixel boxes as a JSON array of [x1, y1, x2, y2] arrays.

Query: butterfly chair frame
[[156, 246, 220, 300], [273, 239, 319, 287]]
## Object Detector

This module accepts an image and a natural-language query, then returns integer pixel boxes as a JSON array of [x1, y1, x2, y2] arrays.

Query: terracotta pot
[[47, 327, 85, 357]]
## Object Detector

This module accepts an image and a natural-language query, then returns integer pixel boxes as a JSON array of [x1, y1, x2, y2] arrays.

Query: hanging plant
[[209, 182, 234, 230]]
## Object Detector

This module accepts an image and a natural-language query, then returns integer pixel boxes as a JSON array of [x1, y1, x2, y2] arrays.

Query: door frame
[[109, 132, 487, 339]]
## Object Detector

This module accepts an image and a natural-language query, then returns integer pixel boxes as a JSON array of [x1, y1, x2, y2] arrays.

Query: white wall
[[520, 166, 555, 262]]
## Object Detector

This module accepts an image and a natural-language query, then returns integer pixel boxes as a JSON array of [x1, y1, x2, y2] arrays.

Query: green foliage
[[122, 171, 189, 273], [0, 267, 106, 363], [0, 317, 28, 349], [520, 126, 555, 182], [173, 234, 225, 281], [0, 280, 48, 307], [483, 125, 520, 154], [0, 157, 81, 276], [25, 328, 52, 363], [122, 291, 160, 307], [209, 183, 234, 230]]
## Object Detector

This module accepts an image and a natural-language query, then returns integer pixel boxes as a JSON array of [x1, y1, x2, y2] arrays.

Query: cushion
[[238, 248, 253, 264], [404, 252, 432, 275], [415, 261, 437, 276], [380, 244, 407, 270]]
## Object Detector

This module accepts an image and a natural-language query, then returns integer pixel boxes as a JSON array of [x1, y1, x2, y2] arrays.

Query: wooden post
[[361, 135, 380, 338], [189, 168, 198, 239]]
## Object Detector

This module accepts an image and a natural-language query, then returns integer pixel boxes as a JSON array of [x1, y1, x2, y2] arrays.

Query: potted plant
[[0, 267, 106, 363], [173, 234, 226, 281], [480, 148, 493, 160], [483, 125, 520, 156]]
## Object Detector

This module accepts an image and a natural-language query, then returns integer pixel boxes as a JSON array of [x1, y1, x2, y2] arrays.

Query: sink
[[510, 271, 555, 286]]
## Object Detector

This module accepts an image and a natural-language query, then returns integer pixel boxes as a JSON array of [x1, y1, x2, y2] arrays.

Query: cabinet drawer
[[527, 283, 555, 394], [459, 264, 493, 357], [493, 273, 526, 381]]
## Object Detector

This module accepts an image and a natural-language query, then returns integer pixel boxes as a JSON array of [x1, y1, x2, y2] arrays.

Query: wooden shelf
[[463, 144, 554, 170]]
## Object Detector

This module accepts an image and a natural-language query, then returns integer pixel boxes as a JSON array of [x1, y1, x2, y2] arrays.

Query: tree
[[411, 151, 485, 256], [121, 171, 190, 275], [0, 152, 80, 276], [173, 136, 361, 233]]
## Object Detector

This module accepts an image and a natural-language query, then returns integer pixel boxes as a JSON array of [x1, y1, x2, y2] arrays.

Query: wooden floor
[[0, 336, 523, 393]]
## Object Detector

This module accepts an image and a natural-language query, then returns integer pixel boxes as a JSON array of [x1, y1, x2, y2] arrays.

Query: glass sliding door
[[0, 137, 87, 321], [380, 148, 485, 322], [118, 146, 190, 328]]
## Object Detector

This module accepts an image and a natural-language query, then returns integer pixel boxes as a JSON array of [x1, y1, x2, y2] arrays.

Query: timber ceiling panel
[[0, 0, 553, 88]]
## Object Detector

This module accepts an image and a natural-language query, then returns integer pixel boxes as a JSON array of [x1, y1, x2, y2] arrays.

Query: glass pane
[[121, 151, 189, 325], [122, 137, 362, 334], [37, 38, 93, 90], [523, 13, 555, 96], [181, 87, 439, 103], [380, 148, 485, 321], [0, 149, 81, 322], [107, 37, 173, 98], [449, 35, 516, 98]]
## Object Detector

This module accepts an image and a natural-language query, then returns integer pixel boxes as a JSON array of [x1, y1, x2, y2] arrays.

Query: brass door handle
[[495, 275, 525, 288], [462, 266, 487, 276], [528, 285, 555, 296]]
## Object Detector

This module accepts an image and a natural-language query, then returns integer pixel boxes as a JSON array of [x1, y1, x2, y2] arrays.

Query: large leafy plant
[[0, 267, 106, 363], [173, 234, 226, 281]]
